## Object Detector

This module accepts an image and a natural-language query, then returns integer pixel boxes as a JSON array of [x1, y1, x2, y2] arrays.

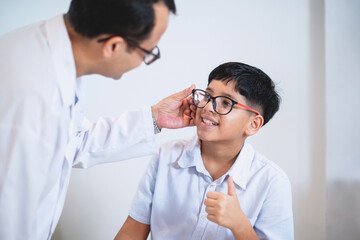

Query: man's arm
[[114, 216, 150, 240], [71, 85, 195, 168]]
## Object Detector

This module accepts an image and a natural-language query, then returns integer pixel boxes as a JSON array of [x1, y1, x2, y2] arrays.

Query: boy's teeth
[[203, 118, 217, 126]]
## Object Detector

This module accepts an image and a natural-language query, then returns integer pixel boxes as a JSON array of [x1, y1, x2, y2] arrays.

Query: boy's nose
[[203, 99, 216, 113]]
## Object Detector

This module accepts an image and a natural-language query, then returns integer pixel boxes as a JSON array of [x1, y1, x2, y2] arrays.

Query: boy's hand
[[204, 176, 244, 231]]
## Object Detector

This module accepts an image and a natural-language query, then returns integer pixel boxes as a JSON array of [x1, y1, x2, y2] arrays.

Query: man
[[0, 0, 194, 239]]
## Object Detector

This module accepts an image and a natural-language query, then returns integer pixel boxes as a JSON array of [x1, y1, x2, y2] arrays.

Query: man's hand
[[151, 85, 196, 129], [204, 176, 259, 239]]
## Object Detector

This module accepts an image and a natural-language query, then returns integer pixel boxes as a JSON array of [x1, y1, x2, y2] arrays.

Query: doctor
[[0, 0, 193, 239]]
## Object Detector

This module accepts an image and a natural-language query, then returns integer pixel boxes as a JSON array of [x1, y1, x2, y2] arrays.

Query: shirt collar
[[177, 136, 255, 190], [227, 141, 255, 190], [177, 135, 201, 169], [45, 14, 77, 107]]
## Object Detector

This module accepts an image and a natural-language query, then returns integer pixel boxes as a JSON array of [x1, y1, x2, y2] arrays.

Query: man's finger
[[173, 84, 195, 100], [186, 94, 193, 104], [182, 98, 190, 112]]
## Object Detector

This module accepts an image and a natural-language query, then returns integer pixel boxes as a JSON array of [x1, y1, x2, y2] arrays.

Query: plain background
[[0, 0, 359, 239]]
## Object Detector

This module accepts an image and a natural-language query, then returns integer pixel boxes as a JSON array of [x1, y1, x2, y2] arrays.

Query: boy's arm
[[204, 176, 259, 240], [114, 216, 150, 240], [115, 154, 160, 239]]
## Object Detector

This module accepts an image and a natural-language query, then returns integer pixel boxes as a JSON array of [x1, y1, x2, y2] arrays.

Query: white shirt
[[0, 15, 157, 240], [130, 136, 294, 240]]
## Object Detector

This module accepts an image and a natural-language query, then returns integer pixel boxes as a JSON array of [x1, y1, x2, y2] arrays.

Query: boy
[[115, 62, 294, 240]]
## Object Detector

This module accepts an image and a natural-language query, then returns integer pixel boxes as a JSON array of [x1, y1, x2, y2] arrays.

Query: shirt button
[[201, 214, 207, 220], [209, 185, 215, 189]]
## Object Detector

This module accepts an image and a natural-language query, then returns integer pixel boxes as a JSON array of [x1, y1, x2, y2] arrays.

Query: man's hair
[[67, 0, 176, 44], [208, 62, 280, 126]]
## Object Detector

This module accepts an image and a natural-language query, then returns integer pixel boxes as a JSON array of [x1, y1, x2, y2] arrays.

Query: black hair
[[67, 0, 176, 44], [208, 62, 281, 126]]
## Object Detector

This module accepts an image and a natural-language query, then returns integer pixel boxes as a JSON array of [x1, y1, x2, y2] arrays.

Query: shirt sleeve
[[254, 176, 294, 240], [71, 107, 158, 168], [128, 154, 159, 225]]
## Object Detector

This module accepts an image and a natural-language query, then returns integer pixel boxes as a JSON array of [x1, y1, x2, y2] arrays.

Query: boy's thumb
[[227, 176, 236, 196]]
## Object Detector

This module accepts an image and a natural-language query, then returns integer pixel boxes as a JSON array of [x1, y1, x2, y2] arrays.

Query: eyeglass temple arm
[[235, 102, 261, 116]]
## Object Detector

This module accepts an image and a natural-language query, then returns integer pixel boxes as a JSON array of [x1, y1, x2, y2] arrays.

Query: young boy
[[115, 62, 294, 240]]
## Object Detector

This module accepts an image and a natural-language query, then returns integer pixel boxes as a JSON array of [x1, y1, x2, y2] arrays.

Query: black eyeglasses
[[97, 35, 160, 65], [192, 89, 261, 115]]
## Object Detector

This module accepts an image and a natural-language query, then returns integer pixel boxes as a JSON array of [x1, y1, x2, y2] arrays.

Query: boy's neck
[[200, 139, 245, 180]]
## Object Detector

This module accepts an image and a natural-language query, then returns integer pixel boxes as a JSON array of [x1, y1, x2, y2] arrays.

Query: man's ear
[[245, 115, 264, 136], [101, 36, 126, 58]]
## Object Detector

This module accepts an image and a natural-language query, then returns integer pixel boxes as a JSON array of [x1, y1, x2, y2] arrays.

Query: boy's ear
[[245, 115, 264, 136], [101, 36, 126, 58]]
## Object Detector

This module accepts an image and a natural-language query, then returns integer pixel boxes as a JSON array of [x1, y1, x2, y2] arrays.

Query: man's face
[[108, 2, 170, 79], [195, 80, 255, 144]]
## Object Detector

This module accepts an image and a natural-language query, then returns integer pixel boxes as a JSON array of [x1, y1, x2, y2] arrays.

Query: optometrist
[[0, 0, 195, 239]]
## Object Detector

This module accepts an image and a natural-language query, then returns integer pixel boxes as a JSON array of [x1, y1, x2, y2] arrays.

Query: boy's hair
[[67, 0, 176, 45], [208, 62, 280, 126]]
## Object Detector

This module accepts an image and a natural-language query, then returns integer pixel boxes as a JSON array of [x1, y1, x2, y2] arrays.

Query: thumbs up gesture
[[205, 176, 259, 239], [204, 176, 244, 230]]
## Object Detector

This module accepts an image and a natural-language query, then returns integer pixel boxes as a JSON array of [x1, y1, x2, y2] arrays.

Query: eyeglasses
[[192, 89, 261, 115], [97, 36, 160, 65]]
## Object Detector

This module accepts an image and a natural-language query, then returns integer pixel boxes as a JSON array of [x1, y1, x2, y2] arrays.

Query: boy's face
[[195, 80, 256, 143]]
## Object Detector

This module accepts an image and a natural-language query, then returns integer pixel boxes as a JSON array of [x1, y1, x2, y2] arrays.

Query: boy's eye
[[220, 98, 232, 107]]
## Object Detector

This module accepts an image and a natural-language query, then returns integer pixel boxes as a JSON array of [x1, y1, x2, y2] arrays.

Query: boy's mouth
[[201, 117, 219, 126]]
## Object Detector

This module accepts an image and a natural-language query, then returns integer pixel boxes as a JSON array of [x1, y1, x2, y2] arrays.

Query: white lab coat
[[0, 15, 157, 240]]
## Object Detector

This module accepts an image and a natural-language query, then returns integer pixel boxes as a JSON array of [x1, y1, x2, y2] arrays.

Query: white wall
[[1, 1, 359, 239], [325, 0, 360, 239]]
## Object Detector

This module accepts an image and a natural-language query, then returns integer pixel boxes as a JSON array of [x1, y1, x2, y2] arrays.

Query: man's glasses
[[192, 89, 261, 116], [97, 36, 160, 65]]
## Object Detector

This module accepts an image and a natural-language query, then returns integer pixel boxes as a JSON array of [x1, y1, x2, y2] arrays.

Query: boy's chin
[[197, 131, 216, 142]]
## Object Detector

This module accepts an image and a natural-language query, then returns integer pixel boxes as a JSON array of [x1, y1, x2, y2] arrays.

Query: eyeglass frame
[[192, 89, 261, 116], [97, 35, 160, 65]]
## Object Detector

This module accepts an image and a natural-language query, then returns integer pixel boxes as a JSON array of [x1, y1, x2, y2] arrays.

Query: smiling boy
[[115, 62, 294, 240]]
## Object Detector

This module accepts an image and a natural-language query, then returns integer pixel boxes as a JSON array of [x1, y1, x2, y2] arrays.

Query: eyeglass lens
[[143, 46, 160, 65]]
